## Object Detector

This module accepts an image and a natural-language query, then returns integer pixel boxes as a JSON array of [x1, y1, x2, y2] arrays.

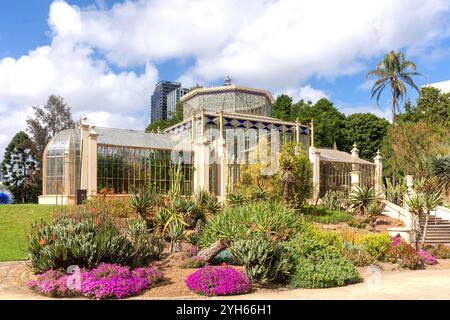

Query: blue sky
[[1, 0, 450, 160]]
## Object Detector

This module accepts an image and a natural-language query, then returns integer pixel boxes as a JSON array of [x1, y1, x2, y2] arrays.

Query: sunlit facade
[[39, 79, 381, 205]]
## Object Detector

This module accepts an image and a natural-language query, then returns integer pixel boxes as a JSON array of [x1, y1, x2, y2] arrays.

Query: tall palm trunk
[[283, 182, 290, 206], [421, 212, 429, 249]]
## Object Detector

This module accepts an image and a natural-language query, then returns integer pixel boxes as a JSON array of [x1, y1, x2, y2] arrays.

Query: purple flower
[[391, 234, 402, 247], [185, 266, 251, 296], [28, 264, 163, 299], [418, 250, 438, 265]]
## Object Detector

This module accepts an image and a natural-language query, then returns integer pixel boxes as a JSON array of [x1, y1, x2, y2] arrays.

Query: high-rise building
[[150, 81, 182, 123], [167, 87, 189, 118]]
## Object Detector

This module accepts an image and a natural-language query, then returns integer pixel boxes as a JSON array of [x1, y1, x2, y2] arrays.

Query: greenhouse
[[38, 79, 383, 205]]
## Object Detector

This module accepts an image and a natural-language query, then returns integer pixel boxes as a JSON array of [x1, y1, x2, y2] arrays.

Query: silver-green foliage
[[230, 234, 293, 283], [198, 201, 304, 248], [321, 190, 348, 211], [27, 215, 163, 273]]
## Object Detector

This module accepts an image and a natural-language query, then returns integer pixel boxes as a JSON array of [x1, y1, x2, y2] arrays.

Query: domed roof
[[46, 129, 80, 157]]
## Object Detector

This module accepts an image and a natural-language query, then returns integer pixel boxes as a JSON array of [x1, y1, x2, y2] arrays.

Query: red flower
[[39, 238, 47, 246]]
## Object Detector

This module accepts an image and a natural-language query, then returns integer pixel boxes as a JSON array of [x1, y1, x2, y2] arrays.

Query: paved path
[[2, 261, 450, 300], [221, 268, 450, 300]]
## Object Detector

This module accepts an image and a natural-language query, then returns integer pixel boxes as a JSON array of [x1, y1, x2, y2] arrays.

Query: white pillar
[[80, 116, 90, 191], [374, 150, 383, 197], [350, 170, 361, 190], [217, 112, 227, 198], [309, 146, 321, 200], [193, 111, 210, 192], [88, 127, 98, 196]]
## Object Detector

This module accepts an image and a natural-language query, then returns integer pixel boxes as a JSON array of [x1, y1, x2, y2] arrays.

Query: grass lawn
[[302, 205, 353, 224], [0, 204, 56, 261]]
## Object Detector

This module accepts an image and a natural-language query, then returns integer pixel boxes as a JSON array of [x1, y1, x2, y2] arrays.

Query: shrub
[[360, 233, 391, 261], [303, 206, 353, 224], [424, 244, 450, 259], [0, 188, 13, 205], [321, 190, 348, 211], [180, 256, 207, 269], [82, 197, 130, 218], [229, 234, 293, 283], [198, 201, 304, 248], [127, 219, 164, 267], [342, 245, 376, 267], [418, 250, 438, 265], [347, 216, 371, 229], [28, 263, 162, 299], [385, 242, 424, 270], [27, 215, 162, 273], [288, 234, 361, 289], [185, 266, 251, 296]]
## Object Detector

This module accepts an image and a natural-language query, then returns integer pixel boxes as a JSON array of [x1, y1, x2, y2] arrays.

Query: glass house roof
[[46, 129, 80, 157], [96, 127, 181, 150]]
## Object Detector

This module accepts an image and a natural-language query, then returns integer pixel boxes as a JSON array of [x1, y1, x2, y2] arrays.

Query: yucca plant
[[429, 155, 450, 191], [167, 221, 186, 253], [385, 178, 407, 206], [349, 186, 376, 215], [279, 154, 296, 206], [420, 190, 444, 248]]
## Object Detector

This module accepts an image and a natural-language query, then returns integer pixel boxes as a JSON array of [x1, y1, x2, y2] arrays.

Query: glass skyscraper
[[150, 81, 182, 123]]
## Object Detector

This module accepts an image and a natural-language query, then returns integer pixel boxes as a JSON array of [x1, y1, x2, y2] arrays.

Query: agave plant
[[128, 186, 158, 219], [250, 187, 268, 202], [226, 191, 247, 207], [349, 186, 376, 215], [321, 190, 347, 211]]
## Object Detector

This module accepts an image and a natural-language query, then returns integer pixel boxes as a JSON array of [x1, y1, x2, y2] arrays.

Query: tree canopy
[[26, 95, 76, 165], [146, 101, 183, 133], [342, 113, 390, 160], [367, 50, 421, 122], [1, 131, 40, 203]]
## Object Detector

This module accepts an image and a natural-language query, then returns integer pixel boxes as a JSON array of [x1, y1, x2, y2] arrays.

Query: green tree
[[397, 87, 450, 127], [272, 94, 293, 121], [1, 132, 40, 203], [291, 98, 346, 148], [367, 50, 421, 122], [342, 113, 390, 160], [146, 101, 183, 133], [26, 95, 76, 166], [381, 120, 450, 178]]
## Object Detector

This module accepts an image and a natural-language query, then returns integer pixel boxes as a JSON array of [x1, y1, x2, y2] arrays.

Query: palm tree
[[367, 51, 421, 123], [279, 154, 296, 206]]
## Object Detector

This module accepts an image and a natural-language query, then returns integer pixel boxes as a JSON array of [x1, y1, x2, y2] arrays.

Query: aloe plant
[[349, 186, 376, 215]]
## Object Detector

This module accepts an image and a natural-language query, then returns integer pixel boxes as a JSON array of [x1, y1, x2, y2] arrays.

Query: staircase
[[418, 213, 450, 245]]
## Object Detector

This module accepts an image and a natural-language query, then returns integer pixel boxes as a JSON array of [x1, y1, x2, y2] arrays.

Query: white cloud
[[1, 0, 450, 161], [281, 85, 329, 104], [339, 104, 393, 122]]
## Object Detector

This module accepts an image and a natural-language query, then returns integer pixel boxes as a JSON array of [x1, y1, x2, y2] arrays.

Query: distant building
[[150, 81, 182, 123], [167, 87, 189, 118], [424, 80, 450, 93]]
